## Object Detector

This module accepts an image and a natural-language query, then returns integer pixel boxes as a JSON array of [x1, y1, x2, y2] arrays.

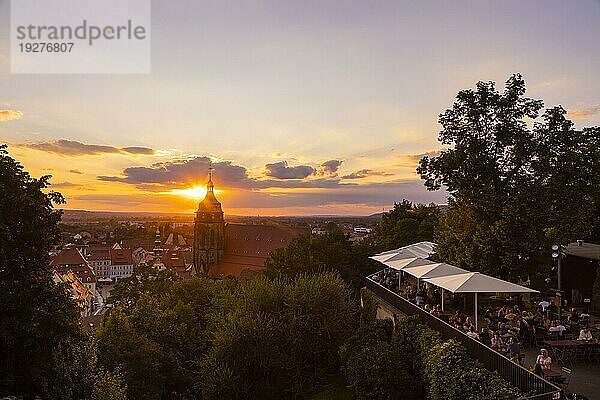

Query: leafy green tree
[[423, 340, 521, 400], [368, 200, 439, 252], [0, 145, 85, 398], [265, 228, 378, 292], [108, 263, 180, 311], [199, 273, 356, 400], [417, 74, 600, 279], [97, 277, 220, 399]]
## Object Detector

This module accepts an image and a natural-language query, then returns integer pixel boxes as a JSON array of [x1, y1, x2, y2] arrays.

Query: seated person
[[578, 326, 593, 341], [580, 310, 591, 323], [567, 308, 579, 324], [463, 316, 475, 331], [415, 292, 424, 306], [536, 348, 552, 371], [479, 327, 492, 347], [497, 320, 508, 336], [466, 327, 479, 340], [548, 320, 566, 336], [506, 337, 520, 358], [491, 332, 505, 351]]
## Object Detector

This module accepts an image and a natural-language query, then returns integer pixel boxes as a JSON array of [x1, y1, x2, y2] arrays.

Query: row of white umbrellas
[[370, 242, 538, 329]]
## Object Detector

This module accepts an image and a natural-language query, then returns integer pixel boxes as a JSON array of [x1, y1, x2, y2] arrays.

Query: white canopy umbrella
[[423, 272, 538, 329], [403, 262, 468, 280], [384, 257, 437, 271], [401, 262, 468, 310], [370, 241, 436, 262], [382, 257, 438, 290]]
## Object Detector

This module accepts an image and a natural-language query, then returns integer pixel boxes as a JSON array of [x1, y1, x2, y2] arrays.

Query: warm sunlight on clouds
[[0, 110, 23, 122], [16, 139, 156, 157], [568, 105, 600, 121]]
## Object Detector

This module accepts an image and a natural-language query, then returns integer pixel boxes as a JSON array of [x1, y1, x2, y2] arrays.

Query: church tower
[[193, 171, 225, 275]]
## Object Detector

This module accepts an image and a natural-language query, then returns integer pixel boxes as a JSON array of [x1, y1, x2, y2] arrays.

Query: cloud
[[317, 159, 343, 176], [264, 161, 316, 179], [121, 146, 156, 155], [50, 181, 83, 188], [69, 169, 84, 175], [17, 139, 156, 156], [341, 169, 393, 179], [98, 156, 254, 188], [0, 110, 23, 122], [98, 156, 353, 190], [568, 105, 600, 121]]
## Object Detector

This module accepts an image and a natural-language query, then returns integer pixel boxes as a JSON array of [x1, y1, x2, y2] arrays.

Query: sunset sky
[[1, 0, 599, 215]]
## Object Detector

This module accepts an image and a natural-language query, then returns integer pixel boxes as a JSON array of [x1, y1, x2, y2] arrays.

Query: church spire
[[207, 167, 214, 192]]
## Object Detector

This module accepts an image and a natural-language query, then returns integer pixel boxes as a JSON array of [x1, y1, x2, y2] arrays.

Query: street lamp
[[551, 244, 564, 320]]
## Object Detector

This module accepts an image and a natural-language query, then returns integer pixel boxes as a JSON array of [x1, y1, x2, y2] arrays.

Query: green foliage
[[97, 277, 220, 399], [98, 272, 356, 399], [423, 340, 521, 400], [340, 316, 422, 400], [341, 315, 521, 400], [417, 75, 600, 279], [198, 273, 356, 400], [368, 200, 439, 252], [265, 227, 379, 292], [0, 145, 92, 398], [108, 263, 181, 311]]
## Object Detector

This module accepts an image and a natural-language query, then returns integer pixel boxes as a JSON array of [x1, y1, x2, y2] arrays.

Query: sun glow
[[165, 186, 224, 199]]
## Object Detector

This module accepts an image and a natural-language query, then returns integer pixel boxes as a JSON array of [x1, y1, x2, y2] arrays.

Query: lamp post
[[551, 244, 564, 320]]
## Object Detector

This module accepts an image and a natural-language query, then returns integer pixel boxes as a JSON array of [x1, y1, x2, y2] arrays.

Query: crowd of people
[[371, 268, 598, 371]]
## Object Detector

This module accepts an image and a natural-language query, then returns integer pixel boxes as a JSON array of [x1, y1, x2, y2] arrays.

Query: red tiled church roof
[[208, 224, 308, 279]]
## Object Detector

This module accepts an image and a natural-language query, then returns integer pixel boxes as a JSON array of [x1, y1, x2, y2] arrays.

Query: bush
[[423, 340, 522, 400], [198, 272, 357, 399]]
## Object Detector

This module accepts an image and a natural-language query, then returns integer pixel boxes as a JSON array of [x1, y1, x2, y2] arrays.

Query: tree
[[368, 200, 439, 252], [198, 273, 356, 400], [418, 74, 600, 279], [108, 263, 180, 311], [97, 277, 220, 399], [0, 145, 86, 397], [265, 228, 379, 292]]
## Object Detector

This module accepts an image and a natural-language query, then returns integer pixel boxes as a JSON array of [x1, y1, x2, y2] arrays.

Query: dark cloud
[[69, 169, 84, 175], [0, 110, 23, 122], [568, 105, 600, 120], [317, 159, 343, 176], [98, 156, 253, 188], [322, 159, 343, 173], [98, 156, 353, 190], [121, 146, 156, 155], [265, 161, 316, 179], [341, 169, 393, 179], [18, 139, 156, 156]]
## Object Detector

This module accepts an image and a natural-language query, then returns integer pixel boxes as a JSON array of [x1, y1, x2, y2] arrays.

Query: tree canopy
[[0, 144, 83, 397], [417, 74, 600, 279]]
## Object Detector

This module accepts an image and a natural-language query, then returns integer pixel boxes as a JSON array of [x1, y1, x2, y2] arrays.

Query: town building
[[53, 270, 94, 317], [193, 173, 308, 279], [109, 243, 134, 280], [50, 247, 96, 296]]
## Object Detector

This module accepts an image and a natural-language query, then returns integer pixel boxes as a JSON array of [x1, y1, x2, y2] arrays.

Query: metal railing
[[366, 277, 562, 400]]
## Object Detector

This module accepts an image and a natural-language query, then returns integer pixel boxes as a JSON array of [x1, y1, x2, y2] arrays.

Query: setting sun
[[165, 187, 223, 199]]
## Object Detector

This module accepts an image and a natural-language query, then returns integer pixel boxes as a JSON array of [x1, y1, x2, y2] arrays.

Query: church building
[[193, 172, 308, 279]]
